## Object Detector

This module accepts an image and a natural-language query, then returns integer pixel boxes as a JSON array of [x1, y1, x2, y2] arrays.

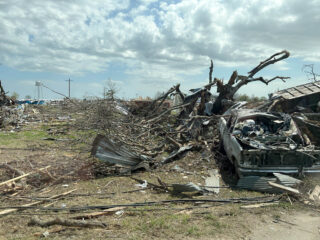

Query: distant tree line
[[234, 93, 267, 103]]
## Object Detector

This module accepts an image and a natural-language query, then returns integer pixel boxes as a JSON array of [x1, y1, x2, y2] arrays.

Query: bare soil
[[249, 210, 320, 240]]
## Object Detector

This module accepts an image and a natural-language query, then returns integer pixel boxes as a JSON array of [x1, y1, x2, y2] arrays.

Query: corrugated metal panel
[[91, 135, 150, 167], [272, 81, 320, 100], [273, 173, 302, 186], [237, 176, 278, 192], [237, 173, 302, 193]]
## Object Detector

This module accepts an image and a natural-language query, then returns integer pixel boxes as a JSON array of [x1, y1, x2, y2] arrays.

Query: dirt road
[[249, 211, 320, 240]]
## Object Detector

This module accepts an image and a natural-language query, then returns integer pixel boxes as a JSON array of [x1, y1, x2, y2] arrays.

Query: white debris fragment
[[135, 180, 148, 189]]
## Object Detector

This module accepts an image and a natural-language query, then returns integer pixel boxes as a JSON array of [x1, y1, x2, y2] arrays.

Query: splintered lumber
[[0, 189, 76, 216], [72, 207, 125, 220], [33, 226, 66, 237], [240, 202, 279, 209], [0, 166, 51, 187], [309, 185, 320, 203], [268, 181, 300, 195], [28, 216, 107, 228]]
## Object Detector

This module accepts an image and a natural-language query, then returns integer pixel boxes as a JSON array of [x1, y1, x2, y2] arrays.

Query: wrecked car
[[219, 109, 320, 177]]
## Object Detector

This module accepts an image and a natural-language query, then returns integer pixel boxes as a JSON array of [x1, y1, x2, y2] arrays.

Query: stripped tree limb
[[150, 84, 183, 114], [28, 216, 107, 228], [248, 50, 290, 77], [210, 50, 291, 114], [72, 207, 125, 220], [147, 103, 192, 123], [0, 189, 76, 216], [1, 196, 280, 212], [209, 59, 213, 85], [248, 76, 290, 85]]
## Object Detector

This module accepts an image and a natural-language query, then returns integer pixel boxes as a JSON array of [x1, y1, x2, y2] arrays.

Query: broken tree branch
[[147, 102, 192, 123], [72, 207, 126, 220], [209, 59, 213, 85], [150, 84, 183, 114], [0, 164, 24, 177], [3, 196, 280, 212], [248, 50, 290, 78], [28, 216, 107, 228], [210, 50, 291, 114], [0, 189, 76, 216]]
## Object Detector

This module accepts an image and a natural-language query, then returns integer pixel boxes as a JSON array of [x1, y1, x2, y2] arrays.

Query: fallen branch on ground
[[0, 166, 51, 188], [0, 189, 76, 216], [0, 164, 25, 177], [1, 196, 280, 212], [28, 216, 107, 228], [72, 207, 126, 220]]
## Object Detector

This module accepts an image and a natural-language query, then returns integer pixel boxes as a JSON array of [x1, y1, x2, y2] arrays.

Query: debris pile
[[0, 80, 14, 107], [90, 51, 292, 176], [2, 51, 320, 239]]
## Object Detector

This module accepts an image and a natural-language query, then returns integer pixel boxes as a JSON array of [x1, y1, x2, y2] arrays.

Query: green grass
[[0, 130, 50, 146]]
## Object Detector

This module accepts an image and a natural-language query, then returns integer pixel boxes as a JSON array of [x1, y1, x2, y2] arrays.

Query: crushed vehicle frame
[[219, 109, 320, 177]]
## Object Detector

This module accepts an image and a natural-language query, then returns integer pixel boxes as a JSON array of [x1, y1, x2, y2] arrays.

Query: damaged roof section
[[271, 81, 320, 100], [268, 80, 320, 113]]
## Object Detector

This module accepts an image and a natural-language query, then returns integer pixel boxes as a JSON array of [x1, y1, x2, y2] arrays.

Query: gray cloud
[[0, 0, 319, 86]]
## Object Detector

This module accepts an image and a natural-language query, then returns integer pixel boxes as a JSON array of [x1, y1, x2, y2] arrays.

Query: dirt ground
[[249, 210, 320, 240], [0, 104, 319, 240]]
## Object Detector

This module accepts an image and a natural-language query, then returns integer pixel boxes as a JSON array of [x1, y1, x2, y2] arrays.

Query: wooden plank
[[268, 181, 300, 195], [309, 185, 320, 202], [241, 202, 279, 209]]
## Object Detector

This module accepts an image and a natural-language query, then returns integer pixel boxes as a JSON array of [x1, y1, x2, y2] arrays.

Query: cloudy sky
[[0, 0, 319, 99]]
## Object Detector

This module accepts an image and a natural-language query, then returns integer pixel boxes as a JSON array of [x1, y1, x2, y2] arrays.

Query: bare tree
[[302, 64, 320, 82], [10, 91, 19, 100], [210, 50, 290, 113], [104, 79, 119, 101], [147, 50, 291, 116]]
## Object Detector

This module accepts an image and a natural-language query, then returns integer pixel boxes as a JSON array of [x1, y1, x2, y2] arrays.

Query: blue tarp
[[16, 100, 45, 105]]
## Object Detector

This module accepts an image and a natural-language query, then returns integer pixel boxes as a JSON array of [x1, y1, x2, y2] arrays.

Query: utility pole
[[65, 78, 72, 98]]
